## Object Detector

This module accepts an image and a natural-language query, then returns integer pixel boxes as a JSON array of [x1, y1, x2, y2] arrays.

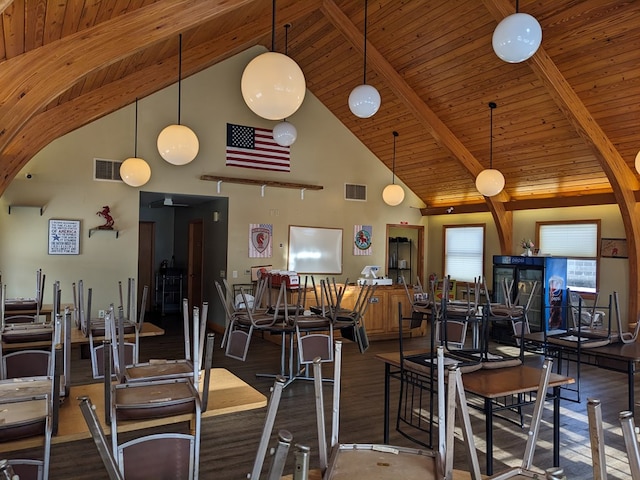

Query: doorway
[[385, 224, 424, 286]]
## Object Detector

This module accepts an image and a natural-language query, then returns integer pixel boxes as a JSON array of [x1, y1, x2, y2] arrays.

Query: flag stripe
[[226, 123, 290, 172]]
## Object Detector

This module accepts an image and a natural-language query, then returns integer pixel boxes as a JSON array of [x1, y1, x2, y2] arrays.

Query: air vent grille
[[94, 158, 123, 182], [345, 183, 367, 201]]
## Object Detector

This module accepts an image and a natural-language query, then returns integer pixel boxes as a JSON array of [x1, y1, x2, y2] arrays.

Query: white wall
[[0, 46, 424, 310]]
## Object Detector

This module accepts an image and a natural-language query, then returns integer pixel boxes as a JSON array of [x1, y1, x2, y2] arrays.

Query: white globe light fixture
[[121, 98, 151, 188], [158, 34, 199, 165], [241, 52, 306, 120], [635, 150, 640, 174], [272, 120, 297, 147], [492, 7, 542, 63], [158, 124, 199, 165], [382, 131, 405, 206], [383, 184, 405, 206], [120, 157, 151, 187], [349, 0, 381, 118], [349, 84, 381, 119], [476, 169, 505, 197], [476, 102, 505, 197]]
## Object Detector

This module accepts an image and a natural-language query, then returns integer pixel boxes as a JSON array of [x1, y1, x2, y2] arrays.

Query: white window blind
[[444, 226, 484, 282], [539, 223, 598, 257]]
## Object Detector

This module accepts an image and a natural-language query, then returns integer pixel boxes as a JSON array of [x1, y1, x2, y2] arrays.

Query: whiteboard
[[287, 226, 343, 274]]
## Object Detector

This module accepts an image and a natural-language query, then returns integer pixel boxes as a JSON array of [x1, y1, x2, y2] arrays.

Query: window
[[537, 221, 600, 293], [444, 225, 485, 282]]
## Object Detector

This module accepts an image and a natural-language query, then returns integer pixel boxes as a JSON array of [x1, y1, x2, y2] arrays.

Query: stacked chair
[[96, 300, 214, 479], [1, 270, 53, 345], [310, 341, 481, 479], [0, 323, 64, 479]]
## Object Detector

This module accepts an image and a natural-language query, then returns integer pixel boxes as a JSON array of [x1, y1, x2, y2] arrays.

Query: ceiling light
[[476, 102, 505, 197], [157, 34, 199, 165], [272, 120, 297, 147], [635, 150, 640, 174], [382, 131, 404, 206], [121, 99, 151, 187], [241, 1, 306, 120], [492, 1, 542, 63], [349, 0, 380, 118]]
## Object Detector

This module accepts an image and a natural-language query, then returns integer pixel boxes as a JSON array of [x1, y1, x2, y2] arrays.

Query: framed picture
[[48, 219, 81, 255], [600, 237, 627, 258]]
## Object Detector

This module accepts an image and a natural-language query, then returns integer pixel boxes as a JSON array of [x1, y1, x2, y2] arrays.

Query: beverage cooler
[[492, 255, 569, 332]]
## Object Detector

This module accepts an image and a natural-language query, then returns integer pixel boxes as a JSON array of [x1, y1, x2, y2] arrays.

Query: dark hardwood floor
[[8, 313, 637, 479]]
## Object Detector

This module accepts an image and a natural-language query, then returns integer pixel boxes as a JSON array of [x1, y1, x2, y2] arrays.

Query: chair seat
[[0, 398, 47, 442], [1, 325, 53, 343], [113, 380, 198, 421], [125, 360, 194, 382]]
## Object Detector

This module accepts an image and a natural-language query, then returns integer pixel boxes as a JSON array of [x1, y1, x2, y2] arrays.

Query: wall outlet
[[98, 309, 106, 319], [232, 270, 238, 278]]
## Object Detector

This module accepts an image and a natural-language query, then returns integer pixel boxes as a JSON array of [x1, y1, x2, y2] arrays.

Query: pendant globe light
[[157, 34, 199, 165], [475, 102, 505, 197], [273, 24, 298, 147], [635, 150, 640, 174], [382, 131, 405, 206], [120, 98, 151, 187], [241, 0, 306, 121], [349, 0, 380, 118], [492, 0, 542, 63]]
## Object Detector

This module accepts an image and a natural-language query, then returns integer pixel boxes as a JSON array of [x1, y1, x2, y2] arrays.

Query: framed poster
[[600, 237, 627, 258], [48, 219, 81, 255]]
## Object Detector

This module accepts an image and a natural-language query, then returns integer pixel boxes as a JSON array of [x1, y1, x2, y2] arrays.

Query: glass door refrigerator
[[493, 255, 569, 332], [492, 255, 545, 332]]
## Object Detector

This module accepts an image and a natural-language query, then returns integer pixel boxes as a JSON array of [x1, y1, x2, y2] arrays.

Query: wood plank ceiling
[[0, 0, 638, 216], [1, 0, 640, 318]]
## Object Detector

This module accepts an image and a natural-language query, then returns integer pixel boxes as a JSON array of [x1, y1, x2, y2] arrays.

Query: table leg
[[553, 385, 560, 467], [485, 397, 493, 475], [383, 363, 390, 443]]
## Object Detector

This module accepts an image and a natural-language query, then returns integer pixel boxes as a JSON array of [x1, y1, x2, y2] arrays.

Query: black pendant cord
[[284, 23, 290, 55], [392, 130, 398, 184], [134, 98, 139, 157], [515, 0, 520, 13], [271, 0, 276, 52], [489, 101, 496, 169], [363, 0, 368, 84], [177, 34, 182, 126]]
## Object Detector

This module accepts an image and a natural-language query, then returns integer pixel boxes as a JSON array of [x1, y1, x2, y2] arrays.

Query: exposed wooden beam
[[421, 192, 619, 216], [484, 0, 640, 330], [200, 175, 323, 191], [322, 0, 512, 252]]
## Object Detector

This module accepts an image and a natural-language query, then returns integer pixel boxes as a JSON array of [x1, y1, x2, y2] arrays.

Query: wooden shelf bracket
[[89, 228, 119, 238]]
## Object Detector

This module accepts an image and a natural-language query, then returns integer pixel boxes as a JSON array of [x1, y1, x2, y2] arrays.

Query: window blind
[[539, 223, 598, 257], [444, 226, 483, 282]]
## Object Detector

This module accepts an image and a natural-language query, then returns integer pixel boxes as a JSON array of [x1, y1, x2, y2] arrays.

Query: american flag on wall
[[353, 225, 373, 256], [249, 224, 273, 258], [226, 123, 291, 172]]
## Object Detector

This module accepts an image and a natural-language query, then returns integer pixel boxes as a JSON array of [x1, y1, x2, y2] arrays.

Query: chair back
[[119, 433, 195, 480], [2, 350, 50, 379]]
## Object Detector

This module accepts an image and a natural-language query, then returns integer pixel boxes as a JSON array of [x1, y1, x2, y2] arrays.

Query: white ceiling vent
[[345, 183, 367, 201], [94, 158, 123, 182]]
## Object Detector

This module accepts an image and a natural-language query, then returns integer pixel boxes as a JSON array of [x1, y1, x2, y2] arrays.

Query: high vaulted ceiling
[[0, 0, 639, 216]]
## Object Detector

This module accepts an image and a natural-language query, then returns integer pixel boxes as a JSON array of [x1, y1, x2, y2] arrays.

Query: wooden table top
[[524, 331, 640, 361], [1, 322, 164, 351], [375, 351, 574, 398], [0, 368, 267, 453]]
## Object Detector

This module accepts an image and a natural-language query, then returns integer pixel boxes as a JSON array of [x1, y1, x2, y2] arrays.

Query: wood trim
[[200, 175, 323, 191]]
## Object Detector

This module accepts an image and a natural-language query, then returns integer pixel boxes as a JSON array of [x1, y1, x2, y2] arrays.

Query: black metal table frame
[[381, 361, 563, 475]]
